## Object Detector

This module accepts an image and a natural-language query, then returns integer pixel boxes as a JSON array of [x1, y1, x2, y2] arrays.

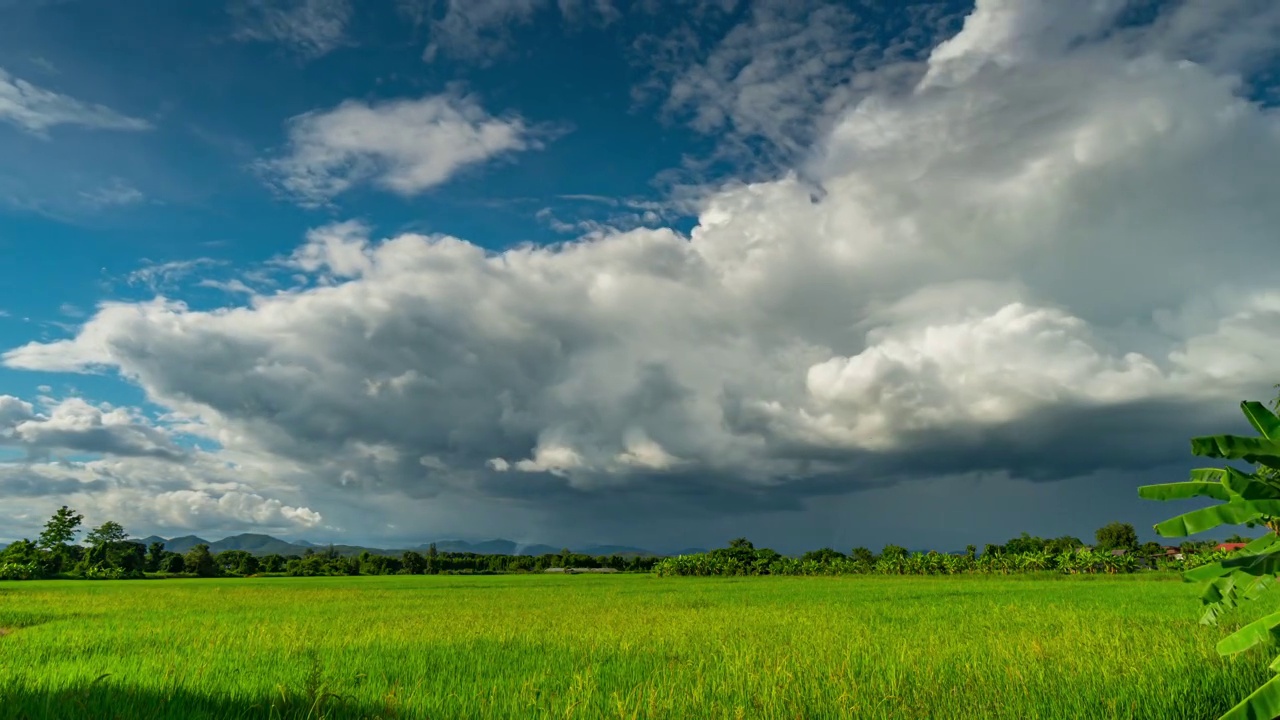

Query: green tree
[[238, 554, 260, 576], [0, 539, 40, 565], [184, 544, 218, 577], [879, 544, 907, 560], [402, 551, 426, 575], [1045, 536, 1084, 554], [1094, 522, 1139, 552], [425, 543, 439, 575], [800, 548, 844, 564], [85, 521, 128, 547], [162, 553, 185, 573], [37, 505, 83, 550], [146, 542, 165, 572], [1004, 532, 1045, 554], [850, 547, 874, 564], [36, 506, 84, 573], [964, 544, 977, 559]]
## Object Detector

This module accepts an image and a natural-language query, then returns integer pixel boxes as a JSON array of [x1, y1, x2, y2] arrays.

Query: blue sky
[[1, 0, 1279, 553]]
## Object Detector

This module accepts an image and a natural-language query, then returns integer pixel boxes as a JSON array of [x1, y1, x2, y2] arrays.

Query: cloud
[[633, 0, 954, 174], [77, 178, 144, 208], [0, 454, 322, 536], [126, 258, 225, 293], [257, 93, 537, 206], [403, 0, 618, 64], [5, 0, 1280, 542], [413, 0, 546, 63], [0, 396, 186, 460], [230, 0, 352, 59], [0, 68, 151, 134]]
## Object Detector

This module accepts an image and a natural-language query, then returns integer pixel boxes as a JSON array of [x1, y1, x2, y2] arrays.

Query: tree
[[402, 551, 426, 575], [880, 544, 907, 560], [425, 543, 439, 575], [38, 506, 83, 551], [35, 506, 83, 573], [1004, 532, 1045, 554], [184, 544, 218, 577], [1045, 536, 1084, 554], [964, 544, 977, 559], [850, 547, 874, 564], [800, 548, 844, 564], [85, 521, 128, 547], [238, 554, 260, 576], [1, 539, 39, 565], [1141, 394, 1280, 718], [1094, 522, 1139, 552], [162, 554, 185, 573], [146, 542, 165, 572]]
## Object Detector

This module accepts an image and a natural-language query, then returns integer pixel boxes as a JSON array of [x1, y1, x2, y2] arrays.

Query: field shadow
[[0, 685, 397, 720]]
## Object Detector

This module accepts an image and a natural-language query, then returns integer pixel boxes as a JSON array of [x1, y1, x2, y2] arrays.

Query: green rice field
[[1, 573, 1276, 719]]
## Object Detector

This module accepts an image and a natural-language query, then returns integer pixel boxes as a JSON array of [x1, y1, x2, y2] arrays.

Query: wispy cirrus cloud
[[0, 68, 151, 135], [230, 0, 352, 59], [77, 178, 145, 209]]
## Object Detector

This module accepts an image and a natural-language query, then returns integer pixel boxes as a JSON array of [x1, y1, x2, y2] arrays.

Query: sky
[[1, 0, 1279, 554]]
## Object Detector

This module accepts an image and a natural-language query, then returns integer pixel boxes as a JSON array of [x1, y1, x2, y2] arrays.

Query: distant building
[[1215, 543, 1249, 553]]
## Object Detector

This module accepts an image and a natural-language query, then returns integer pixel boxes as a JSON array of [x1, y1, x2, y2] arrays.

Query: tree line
[[0, 508, 1250, 582], [0, 506, 659, 580], [653, 523, 1246, 577]]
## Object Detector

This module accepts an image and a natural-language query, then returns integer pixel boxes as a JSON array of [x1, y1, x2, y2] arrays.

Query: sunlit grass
[[0, 573, 1273, 719]]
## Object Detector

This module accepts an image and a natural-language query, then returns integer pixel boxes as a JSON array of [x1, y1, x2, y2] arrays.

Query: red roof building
[[1215, 543, 1248, 553]]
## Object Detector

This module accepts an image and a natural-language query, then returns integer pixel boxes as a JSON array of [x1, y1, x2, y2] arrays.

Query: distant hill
[[132, 534, 669, 558], [671, 548, 709, 556], [134, 535, 167, 547], [579, 545, 658, 557], [163, 535, 211, 554], [207, 534, 308, 555]]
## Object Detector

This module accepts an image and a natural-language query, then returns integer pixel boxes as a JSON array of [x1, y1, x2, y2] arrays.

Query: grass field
[[1, 574, 1276, 719]]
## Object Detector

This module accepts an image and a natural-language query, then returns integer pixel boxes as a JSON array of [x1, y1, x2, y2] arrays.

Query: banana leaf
[[1217, 610, 1280, 656], [1191, 434, 1280, 469], [1220, 673, 1280, 720], [1190, 468, 1228, 483], [1138, 482, 1232, 501], [1242, 401, 1280, 441], [1201, 571, 1277, 626], [1184, 538, 1280, 582], [1155, 501, 1280, 537]]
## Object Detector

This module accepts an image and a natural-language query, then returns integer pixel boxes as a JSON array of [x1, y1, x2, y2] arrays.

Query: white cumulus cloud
[[258, 93, 536, 207]]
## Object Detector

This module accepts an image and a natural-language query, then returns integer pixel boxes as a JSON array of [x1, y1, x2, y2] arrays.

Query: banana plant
[[1141, 399, 1280, 720]]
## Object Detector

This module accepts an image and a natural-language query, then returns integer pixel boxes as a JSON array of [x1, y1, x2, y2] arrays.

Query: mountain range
[[127, 534, 680, 558]]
